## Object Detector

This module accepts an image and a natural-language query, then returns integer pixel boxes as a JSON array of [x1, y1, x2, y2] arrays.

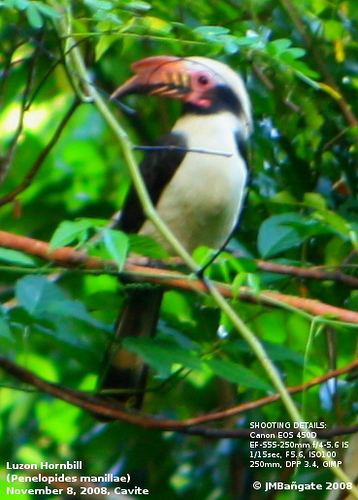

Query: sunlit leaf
[[0, 248, 36, 267], [17, 352, 59, 382], [25, 3, 43, 28], [35, 400, 81, 444], [102, 228, 129, 270], [124, 1, 151, 12], [33, 1, 61, 19], [129, 234, 169, 258], [194, 26, 230, 37], [49, 220, 93, 249], [312, 209, 352, 237], [324, 20, 345, 41], [303, 192, 327, 210], [266, 38, 292, 55], [84, 0, 113, 10]]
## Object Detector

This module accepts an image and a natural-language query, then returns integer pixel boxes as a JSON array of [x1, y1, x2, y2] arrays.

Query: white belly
[[140, 113, 248, 254]]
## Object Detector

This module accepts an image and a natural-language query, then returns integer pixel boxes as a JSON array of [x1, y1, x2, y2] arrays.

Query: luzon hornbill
[[98, 56, 252, 408]]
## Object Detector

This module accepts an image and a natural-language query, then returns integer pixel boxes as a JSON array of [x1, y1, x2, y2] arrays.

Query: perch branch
[[0, 230, 358, 324], [0, 356, 357, 435]]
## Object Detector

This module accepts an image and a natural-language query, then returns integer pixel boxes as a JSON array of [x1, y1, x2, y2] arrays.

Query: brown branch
[[0, 356, 357, 437], [279, 0, 358, 128], [0, 99, 79, 207], [256, 259, 358, 288], [252, 62, 301, 113], [180, 358, 358, 427], [252, 62, 274, 91], [0, 230, 358, 323]]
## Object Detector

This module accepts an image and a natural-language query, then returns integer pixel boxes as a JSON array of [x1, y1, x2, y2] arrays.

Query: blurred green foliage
[[0, 0, 357, 498]]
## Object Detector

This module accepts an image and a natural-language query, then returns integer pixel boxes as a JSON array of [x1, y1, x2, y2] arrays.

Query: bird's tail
[[98, 288, 163, 409]]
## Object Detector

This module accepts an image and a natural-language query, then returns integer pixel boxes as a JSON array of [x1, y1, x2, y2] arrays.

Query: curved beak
[[111, 56, 191, 101]]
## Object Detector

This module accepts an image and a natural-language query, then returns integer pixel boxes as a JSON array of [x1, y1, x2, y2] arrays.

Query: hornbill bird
[[99, 56, 252, 408]]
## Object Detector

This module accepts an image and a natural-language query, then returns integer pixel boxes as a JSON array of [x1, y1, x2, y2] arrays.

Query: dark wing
[[115, 132, 187, 233], [234, 129, 249, 169]]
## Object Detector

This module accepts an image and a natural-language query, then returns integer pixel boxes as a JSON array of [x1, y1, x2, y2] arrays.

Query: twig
[[0, 39, 27, 107], [0, 230, 358, 324], [0, 39, 41, 183], [0, 356, 357, 435], [179, 359, 358, 426], [255, 259, 358, 288], [0, 99, 79, 207], [279, 0, 358, 129], [133, 145, 233, 157], [252, 62, 274, 91]]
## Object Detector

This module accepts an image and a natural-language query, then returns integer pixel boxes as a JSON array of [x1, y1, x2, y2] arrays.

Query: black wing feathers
[[116, 132, 187, 233]]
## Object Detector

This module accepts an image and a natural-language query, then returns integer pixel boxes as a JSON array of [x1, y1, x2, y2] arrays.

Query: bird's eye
[[197, 73, 210, 86]]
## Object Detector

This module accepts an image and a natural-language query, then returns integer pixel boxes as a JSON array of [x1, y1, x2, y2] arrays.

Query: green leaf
[[228, 257, 257, 274], [138, 16, 172, 35], [84, 0, 113, 11], [285, 47, 306, 59], [5, 0, 29, 9], [15, 275, 64, 316], [257, 213, 307, 258], [312, 209, 351, 238], [124, 1, 151, 12], [35, 400, 81, 444], [311, 0, 329, 14], [247, 272, 261, 293], [224, 340, 304, 366], [33, 1, 60, 19], [304, 192, 327, 210], [49, 220, 93, 249], [95, 20, 121, 60], [129, 234, 169, 259], [17, 352, 59, 382], [102, 228, 129, 270], [324, 20, 345, 41], [267, 38, 292, 56], [234, 35, 262, 47], [25, 3, 43, 28], [206, 358, 272, 391], [263, 342, 304, 366], [271, 190, 297, 205], [192, 246, 213, 268], [0, 248, 36, 267], [162, 291, 195, 326], [123, 338, 202, 377], [15, 276, 105, 328], [194, 26, 230, 37], [231, 272, 246, 297], [220, 35, 240, 54], [0, 316, 13, 343]]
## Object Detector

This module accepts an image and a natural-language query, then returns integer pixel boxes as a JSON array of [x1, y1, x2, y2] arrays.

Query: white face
[[186, 57, 252, 138]]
